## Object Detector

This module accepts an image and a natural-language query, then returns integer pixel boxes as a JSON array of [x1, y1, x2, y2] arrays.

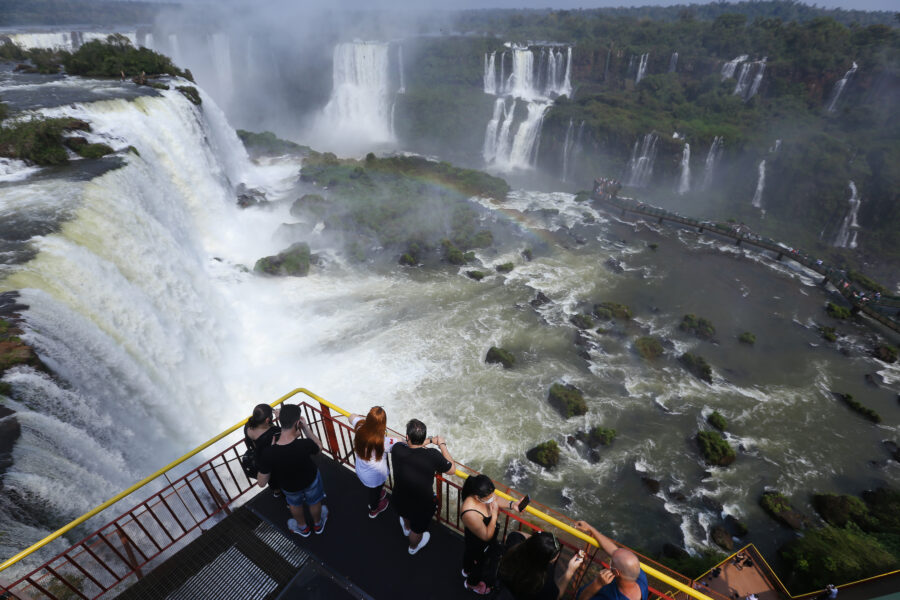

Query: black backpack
[[241, 426, 280, 480]]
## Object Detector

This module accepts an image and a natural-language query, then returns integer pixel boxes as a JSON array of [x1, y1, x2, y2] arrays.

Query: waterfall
[[733, 62, 752, 96], [604, 47, 611, 81], [316, 41, 395, 152], [484, 52, 497, 95], [770, 139, 782, 153], [751, 160, 766, 209], [668, 52, 678, 73], [561, 119, 574, 181], [209, 32, 234, 103], [826, 62, 858, 113], [721, 55, 748, 80], [626, 133, 659, 187], [733, 58, 765, 101], [636, 53, 649, 84], [677, 143, 691, 195], [746, 57, 766, 100], [482, 43, 571, 171], [833, 181, 862, 249], [701, 136, 723, 190], [397, 44, 406, 94]]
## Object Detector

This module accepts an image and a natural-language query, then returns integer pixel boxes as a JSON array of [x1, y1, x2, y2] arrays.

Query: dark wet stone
[[641, 476, 661, 494], [670, 491, 687, 502], [604, 257, 624, 273], [882, 440, 900, 463], [566, 435, 577, 446], [701, 495, 723, 513], [864, 373, 884, 387], [530, 291, 551, 308], [711, 525, 734, 551], [662, 543, 690, 560], [589, 450, 601, 463], [724, 514, 749, 537]]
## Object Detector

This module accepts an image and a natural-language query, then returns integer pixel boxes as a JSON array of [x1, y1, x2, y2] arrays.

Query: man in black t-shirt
[[391, 418, 455, 555], [257, 404, 327, 538]]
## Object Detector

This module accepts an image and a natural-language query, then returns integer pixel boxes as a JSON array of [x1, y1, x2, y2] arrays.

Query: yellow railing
[[1, 388, 714, 600]]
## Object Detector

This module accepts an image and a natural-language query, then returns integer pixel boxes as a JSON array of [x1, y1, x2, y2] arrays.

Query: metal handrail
[[2, 388, 712, 600]]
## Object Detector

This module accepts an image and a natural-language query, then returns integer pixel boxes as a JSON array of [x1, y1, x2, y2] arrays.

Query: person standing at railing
[[256, 404, 329, 538], [496, 531, 584, 600], [242, 404, 282, 497], [392, 418, 455, 555], [348, 406, 398, 519], [460, 474, 503, 595], [573, 521, 648, 600]]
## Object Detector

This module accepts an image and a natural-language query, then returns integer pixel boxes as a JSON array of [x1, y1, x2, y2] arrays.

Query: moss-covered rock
[[495, 262, 514, 273], [760, 491, 810, 530], [833, 392, 881, 423], [290, 193, 329, 218], [711, 525, 734, 551], [738, 332, 755, 345], [237, 130, 311, 158], [466, 270, 485, 281], [254, 242, 313, 277], [873, 345, 897, 364], [821, 326, 837, 342], [526, 440, 560, 469], [634, 336, 663, 359], [812, 494, 873, 529], [399, 253, 418, 266], [696, 431, 735, 466], [0, 117, 90, 166], [485, 346, 515, 369], [680, 353, 712, 383], [724, 515, 748, 537], [826, 302, 852, 319], [442, 239, 474, 265], [594, 302, 631, 320], [522, 248, 533, 261], [679, 314, 716, 340], [75, 142, 114, 159], [176, 85, 201, 106], [548, 383, 587, 418], [707, 411, 727, 432], [570, 314, 594, 330], [582, 426, 616, 447]]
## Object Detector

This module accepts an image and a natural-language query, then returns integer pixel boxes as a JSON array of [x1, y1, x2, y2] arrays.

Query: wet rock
[[701, 495, 723, 513], [588, 449, 601, 463], [570, 314, 595, 330], [881, 440, 900, 463], [641, 476, 661, 494], [0, 405, 20, 480], [604, 257, 624, 273], [760, 491, 811, 530], [566, 435, 577, 446], [548, 383, 587, 418], [485, 346, 515, 369], [680, 353, 713, 383], [670, 491, 687, 503], [724, 514, 748, 537], [530, 291, 551, 308], [662, 543, 690, 560], [526, 440, 560, 469], [864, 373, 883, 387], [711, 525, 734, 551], [254, 242, 314, 277], [236, 184, 267, 208], [573, 331, 592, 347], [872, 344, 897, 364]]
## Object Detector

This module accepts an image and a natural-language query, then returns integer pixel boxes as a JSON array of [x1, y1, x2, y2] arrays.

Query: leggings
[[367, 483, 384, 510]]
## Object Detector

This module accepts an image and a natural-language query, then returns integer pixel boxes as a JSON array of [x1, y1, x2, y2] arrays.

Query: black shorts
[[395, 492, 437, 534]]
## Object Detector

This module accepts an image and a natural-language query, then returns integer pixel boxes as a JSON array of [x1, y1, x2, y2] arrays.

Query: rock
[[485, 346, 515, 369], [832, 391, 881, 423], [872, 344, 897, 364], [573, 331, 592, 348], [236, 184, 267, 208], [641, 476, 661, 494], [526, 440, 560, 469], [570, 314, 594, 330], [576, 426, 616, 448], [707, 411, 727, 432], [566, 435, 577, 446], [711, 525, 734, 551], [0, 318, 42, 373], [176, 85, 202, 106], [724, 514, 748, 537], [548, 383, 587, 418], [864, 373, 883, 387], [760, 491, 811, 530], [63, 136, 88, 151], [680, 353, 713, 383], [594, 302, 632, 320], [701, 495, 723, 513], [604, 257, 624, 273], [670, 491, 687, 502], [0, 405, 20, 477], [679, 314, 716, 340], [495, 262, 514, 274], [696, 431, 735, 466], [253, 242, 313, 277], [634, 336, 663, 360], [530, 291, 551, 308], [883, 440, 900, 463], [522, 248, 533, 261], [738, 332, 756, 345], [466, 270, 486, 281], [588, 449, 601, 463], [662, 543, 690, 560]]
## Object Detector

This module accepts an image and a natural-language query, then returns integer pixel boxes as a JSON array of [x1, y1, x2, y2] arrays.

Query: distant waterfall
[[561, 119, 584, 182], [317, 41, 395, 152], [701, 136, 723, 190], [721, 55, 749, 80], [668, 52, 678, 73], [833, 181, 862, 249], [635, 53, 649, 84], [746, 57, 766, 99], [397, 44, 406, 94], [209, 33, 234, 102], [751, 160, 766, 209], [677, 143, 691, 195], [770, 139, 782, 153], [826, 62, 858, 113], [626, 133, 659, 187], [734, 58, 766, 101], [482, 43, 571, 171]]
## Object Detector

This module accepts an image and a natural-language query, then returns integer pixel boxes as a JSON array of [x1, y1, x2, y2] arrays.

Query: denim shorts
[[284, 471, 326, 506]]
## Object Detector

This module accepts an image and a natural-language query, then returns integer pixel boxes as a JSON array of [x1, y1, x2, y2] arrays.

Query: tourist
[[460, 474, 503, 594], [256, 404, 328, 538], [392, 419, 455, 554], [348, 406, 398, 518], [496, 530, 583, 600], [745, 594, 758, 600], [817, 584, 838, 599], [242, 403, 281, 496], [574, 521, 648, 600]]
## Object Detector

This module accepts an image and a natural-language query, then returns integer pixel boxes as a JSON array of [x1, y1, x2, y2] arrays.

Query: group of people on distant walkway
[[243, 403, 649, 599]]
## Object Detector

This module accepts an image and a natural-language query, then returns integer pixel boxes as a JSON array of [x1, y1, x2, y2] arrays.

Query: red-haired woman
[[349, 406, 398, 518]]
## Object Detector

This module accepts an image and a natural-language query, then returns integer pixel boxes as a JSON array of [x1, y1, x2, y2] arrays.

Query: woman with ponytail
[[242, 403, 281, 495], [349, 406, 398, 518]]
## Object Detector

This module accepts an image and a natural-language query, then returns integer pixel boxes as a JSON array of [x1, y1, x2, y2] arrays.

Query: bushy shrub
[[680, 353, 712, 383], [548, 383, 587, 418], [634, 336, 663, 359], [826, 302, 852, 319], [0, 117, 89, 165], [738, 331, 756, 345], [707, 411, 727, 431], [594, 302, 632, 320], [680, 314, 716, 340], [63, 35, 185, 78], [526, 440, 560, 469], [696, 431, 735, 466]]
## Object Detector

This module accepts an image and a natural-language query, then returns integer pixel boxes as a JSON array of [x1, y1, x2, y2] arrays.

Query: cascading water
[[746, 57, 766, 100], [701, 136, 723, 190], [833, 181, 862, 249], [561, 119, 574, 181], [826, 62, 858, 113], [397, 44, 406, 94], [751, 159, 766, 209], [626, 134, 658, 187], [668, 52, 678, 73], [734, 58, 765, 101], [721, 55, 748, 80], [484, 52, 497, 95], [209, 32, 234, 104], [315, 41, 395, 153], [677, 143, 691, 195], [635, 53, 649, 84]]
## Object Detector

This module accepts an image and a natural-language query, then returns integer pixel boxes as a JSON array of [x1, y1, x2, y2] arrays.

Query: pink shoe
[[464, 580, 491, 595]]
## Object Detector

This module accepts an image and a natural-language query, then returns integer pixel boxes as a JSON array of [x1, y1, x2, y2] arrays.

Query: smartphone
[[517, 495, 530, 512]]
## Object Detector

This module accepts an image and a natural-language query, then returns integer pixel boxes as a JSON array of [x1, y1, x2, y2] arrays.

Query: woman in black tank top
[[460, 474, 502, 595]]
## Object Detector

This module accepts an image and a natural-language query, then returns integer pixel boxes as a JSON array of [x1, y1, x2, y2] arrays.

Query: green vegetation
[[873, 344, 897, 363], [707, 411, 727, 432], [570, 314, 594, 330], [0, 318, 40, 373], [738, 331, 756, 345], [826, 302, 853, 319], [846, 270, 889, 294], [585, 426, 616, 447], [521, 248, 533, 261], [696, 430, 735, 466], [655, 550, 728, 580], [679, 314, 716, 340], [465, 270, 485, 281], [594, 302, 632, 320], [680, 352, 713, 383], [485, 346, 515, 369], [525, 440, 560, 469], [176, 86, 201, 106], [548, 383, 587, 418], [634, 336, 664, 359], [73, 142, 113, 159], [834, 392, 881, 423], [64, 35, 186, 79], [237, 130, 311, 158], [495, 262, 514, 273], [821, 326, 837, 342], [442, 240, 475, 265], [254, 242, 312, 277], [0, 117, 91, 165], [760, 491, 811, 531]]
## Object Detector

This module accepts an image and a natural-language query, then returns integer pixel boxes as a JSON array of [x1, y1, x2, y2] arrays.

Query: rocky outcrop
[[593, 302, 632, 320], [634, 336, 663, 359], [711, 525, 734, 551], [254, 242, 314, 277], [570, 314, 594, 330], [696, 431, 735, 466], [530, 291, 551, 308], [641, 476, 661, 494], [760, 491, 811, 530], [526, 440, 560, 469], [724, 514, 748, 537], [548, 383, 587, 418], [485, 346, 515, 369], [872, 344, 897, 364], [680, 353, 712, 383], [236, 184, 267, 208], [679, 314, 716, 340]]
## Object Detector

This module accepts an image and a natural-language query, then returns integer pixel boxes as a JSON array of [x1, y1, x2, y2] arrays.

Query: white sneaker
[[408, 531, 430, 555], [400, 516, 411, 537]]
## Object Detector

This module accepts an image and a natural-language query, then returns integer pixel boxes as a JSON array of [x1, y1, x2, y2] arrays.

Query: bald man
[[574, 521, 649, 600]]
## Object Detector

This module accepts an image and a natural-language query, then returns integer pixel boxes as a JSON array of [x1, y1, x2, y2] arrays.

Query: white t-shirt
[[350, 416, 399, 488]]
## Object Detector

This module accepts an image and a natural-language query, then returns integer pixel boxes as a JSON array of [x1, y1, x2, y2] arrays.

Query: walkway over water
[[592, 192, 900, 337]]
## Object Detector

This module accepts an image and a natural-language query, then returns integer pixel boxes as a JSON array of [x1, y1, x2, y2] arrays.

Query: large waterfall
[[701, 136, 723, 190], [677, 143, 691, 195], [625, 134, 659, 188], [316, 41, 396, 154], [826, 62, 858, 113], [833, 181, 862, 249], [751, 159, 766, 209], [481, 44, 572, 171], [635, 53, 649, 84]]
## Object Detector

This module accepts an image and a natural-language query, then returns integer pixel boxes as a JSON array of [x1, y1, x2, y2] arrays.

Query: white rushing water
[[721, 55, 749, 80], [626, 133, 658, 187], [751, 159, 766, 209], [677, 143, 691, 195], [826, 62, 858, 113], [635, 53, 649, 84], [701, 136, 723, 190], [833, 181, 862, 249], [668, 52, 678, 73]]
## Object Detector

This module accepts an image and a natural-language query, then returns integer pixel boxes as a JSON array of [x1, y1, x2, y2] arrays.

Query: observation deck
[[1, 389, 895, 599]]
